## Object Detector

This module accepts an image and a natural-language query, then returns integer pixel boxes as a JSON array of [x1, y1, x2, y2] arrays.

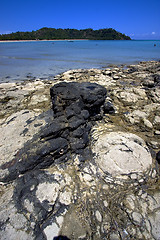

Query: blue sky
[[0, 0, 160, 39]]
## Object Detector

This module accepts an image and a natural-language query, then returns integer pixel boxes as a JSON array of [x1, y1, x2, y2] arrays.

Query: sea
[[0, 40, 160, 83]]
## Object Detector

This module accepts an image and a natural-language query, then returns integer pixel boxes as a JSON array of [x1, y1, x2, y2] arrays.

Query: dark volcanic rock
[[104, 101, 115, 114], [2, 137, 69, 182], [1, 82, 107, 182], [156, 151, 160, 164], [153, 74, 160, 85], [50, 82, 107, 119]]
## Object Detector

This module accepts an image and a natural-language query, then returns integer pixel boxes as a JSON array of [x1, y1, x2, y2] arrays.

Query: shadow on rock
[[53, 236, 71, 240]]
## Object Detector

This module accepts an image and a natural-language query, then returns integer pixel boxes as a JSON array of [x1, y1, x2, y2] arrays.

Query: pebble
[[143, 118, 153, 129], [95, 210, 102, 222], [152, 169, 157, 178], [155, 130, 160, 135], [132, 212, 142, 224], [59, 190, 72, 205], [102, 185, 109, 191], [130, 173, 138, 180], [113, 75, 119, 80], [44, 222, 60, 240], [139, 179, 144, 183], [103, 200, 108, 207]]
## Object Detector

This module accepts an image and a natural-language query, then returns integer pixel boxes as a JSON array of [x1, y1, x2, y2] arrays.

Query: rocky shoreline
[[0, 61, 160, 239]]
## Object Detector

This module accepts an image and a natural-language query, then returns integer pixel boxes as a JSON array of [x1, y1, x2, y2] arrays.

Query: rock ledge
[[0, 61, 160, 240]]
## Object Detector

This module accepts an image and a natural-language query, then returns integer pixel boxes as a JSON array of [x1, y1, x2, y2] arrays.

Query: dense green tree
[[0, 28, 131, 40]]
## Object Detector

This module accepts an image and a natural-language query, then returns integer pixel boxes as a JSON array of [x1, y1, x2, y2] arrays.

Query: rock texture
[[0, 61, 160, 240], [0, 82, 107, 182], [93, 132, 152, 176]]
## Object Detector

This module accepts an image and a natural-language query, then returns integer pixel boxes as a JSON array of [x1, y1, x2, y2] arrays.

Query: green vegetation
[[0, 28, 131, 40]]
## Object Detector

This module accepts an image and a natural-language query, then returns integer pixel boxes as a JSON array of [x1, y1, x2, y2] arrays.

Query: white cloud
[[152, 32, 156, 35]]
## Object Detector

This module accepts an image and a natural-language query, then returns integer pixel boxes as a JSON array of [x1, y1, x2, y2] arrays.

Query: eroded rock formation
[[0, 82, 107, 182], [0, 61, 160, 240]]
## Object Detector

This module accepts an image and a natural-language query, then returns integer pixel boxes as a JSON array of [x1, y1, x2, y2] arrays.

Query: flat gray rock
[[93, 132, 152, 176]]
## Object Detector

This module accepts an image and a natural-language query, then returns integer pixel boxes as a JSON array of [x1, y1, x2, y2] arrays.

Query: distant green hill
[[0, 28, 131, 40]]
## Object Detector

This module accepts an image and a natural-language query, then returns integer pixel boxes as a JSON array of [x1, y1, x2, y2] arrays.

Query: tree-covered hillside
[[0, 28, 131, 40]]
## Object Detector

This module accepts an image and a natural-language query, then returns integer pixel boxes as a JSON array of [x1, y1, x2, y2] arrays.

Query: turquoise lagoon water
[[0, 40, 160, 82]]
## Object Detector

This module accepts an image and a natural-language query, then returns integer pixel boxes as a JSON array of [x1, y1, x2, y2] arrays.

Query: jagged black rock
[[1, 82, 107, 182]]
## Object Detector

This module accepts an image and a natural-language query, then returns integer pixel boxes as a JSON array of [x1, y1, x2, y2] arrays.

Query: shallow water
[[0, 40, 160, 82]]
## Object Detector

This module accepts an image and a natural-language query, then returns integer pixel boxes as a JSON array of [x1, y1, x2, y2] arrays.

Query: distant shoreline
[[0, 28, 131, 41], [0, 39, 90, 43], [0, 39, 159, 43]]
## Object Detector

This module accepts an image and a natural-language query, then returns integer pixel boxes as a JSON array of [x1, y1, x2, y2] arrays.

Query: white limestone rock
[[44, 222, 60, 240], [0, 110, 45, 167], [118, 88, 146, 105], [95, 210, 102, 222], [36, 182, 60, 204], [0, 224, 34, 240], [93, 132, 152, 177], [59, 189, 72, 205], [143, 118, 153, 129], [28, 94, 49, 106], [126, 110, 147, 124]]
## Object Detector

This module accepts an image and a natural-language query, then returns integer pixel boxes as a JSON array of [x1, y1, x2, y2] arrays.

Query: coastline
[[0, 39, 159, 43], [0, 60, 160, 239], [0, 39, 89, 43], [0, 40, 159, 83]]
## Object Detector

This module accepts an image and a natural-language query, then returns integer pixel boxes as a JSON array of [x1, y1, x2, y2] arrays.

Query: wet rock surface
[[0, 61, 160, 240]]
